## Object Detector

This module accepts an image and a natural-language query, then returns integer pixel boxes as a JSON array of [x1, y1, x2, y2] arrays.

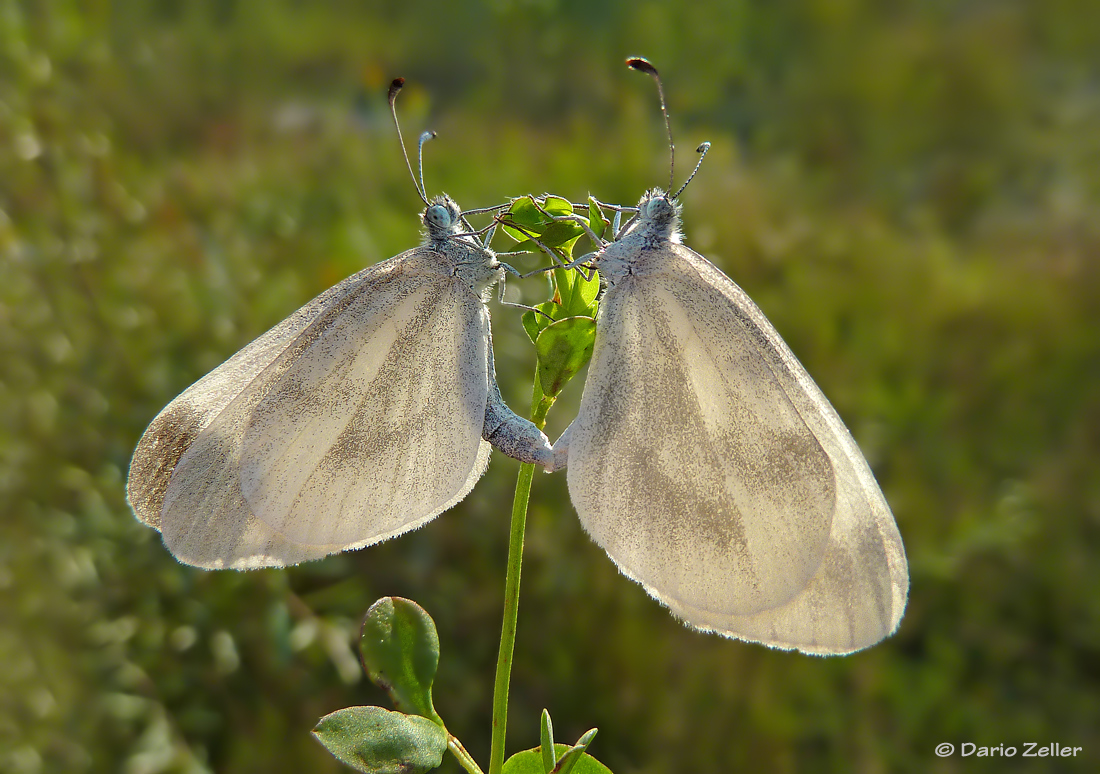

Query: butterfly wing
[[126, 253, 412, 531], [562, 242, 907, 654], [130, 248, 493, 569]]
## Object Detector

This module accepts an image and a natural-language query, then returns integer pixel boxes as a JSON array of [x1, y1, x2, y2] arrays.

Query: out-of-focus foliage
[[2, 0, 1099, 772]]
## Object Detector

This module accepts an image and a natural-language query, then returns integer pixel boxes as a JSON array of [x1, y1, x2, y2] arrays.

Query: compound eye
[[425, 204, 452, 228], [644, 197, 670, 218]]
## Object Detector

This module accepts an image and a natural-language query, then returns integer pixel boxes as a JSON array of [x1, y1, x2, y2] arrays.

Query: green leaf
[[540, 710, 556, 773], [502, 745, 612, 774], [500, 195, 583, 248], [588, 197, 607, 240], [501, 224, 534, 244], [553, 266, 575, 303], [554, 729, 598, 774], [523, 301, 559, 338], [313, 706, 448, 774], [534, 317, 597, 397], [501, 198, 546, 243], [555, 267, 599, 318], [498, 195, 589, 266], [542, 195, 574, 217], [521, 309, 541, 344], [538, 221, 584, 250], [360, 597, 443, 725], [575, 269, 599, 311], [540, 301, 561, 322], [507, 197, 547, 228]]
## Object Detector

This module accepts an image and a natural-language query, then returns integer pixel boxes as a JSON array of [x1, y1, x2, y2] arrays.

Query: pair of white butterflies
[[128, 69, 907, 655]]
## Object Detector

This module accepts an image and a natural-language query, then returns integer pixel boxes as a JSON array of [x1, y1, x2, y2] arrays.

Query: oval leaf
[[360, 597, 443, 724], [502, 197, 551, 242], [507, 197, 548, 228], [543, 195, 574, 217], [538, 221, 584, 249], [313, 706, 448, 774], [535, 317, 597, 398], [502, 224, 536, 244], [502, 746, 612, 774]]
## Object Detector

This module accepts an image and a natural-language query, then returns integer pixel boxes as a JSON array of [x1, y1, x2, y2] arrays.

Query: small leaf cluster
[[498, 196, 606, 259], [499, 710, 609, 774], [313, 598, 611, 774], [499, 195, 607, 403], [313, 598, 449, 774]]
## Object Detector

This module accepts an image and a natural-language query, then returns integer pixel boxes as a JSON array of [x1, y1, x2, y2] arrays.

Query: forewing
[[568, 243, 906, 653], [127, 255, 412, 530], [152, 251, 492, 568], [236, 269, 489, 547]]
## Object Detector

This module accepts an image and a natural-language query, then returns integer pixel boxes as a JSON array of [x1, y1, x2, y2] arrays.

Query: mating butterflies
[[127, 65, 907, 655]]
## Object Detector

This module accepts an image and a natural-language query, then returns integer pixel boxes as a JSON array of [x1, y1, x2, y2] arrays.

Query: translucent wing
[[126, 254, 411, 531], [129, 249, 493, 569], [561, 242, 907, 654]]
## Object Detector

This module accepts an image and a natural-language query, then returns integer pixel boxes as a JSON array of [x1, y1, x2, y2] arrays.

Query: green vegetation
[[2, 0, 1098, 771]]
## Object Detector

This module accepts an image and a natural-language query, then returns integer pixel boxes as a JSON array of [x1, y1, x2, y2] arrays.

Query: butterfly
[[127, 79, 553, 569], [548, 59, 908, 654]]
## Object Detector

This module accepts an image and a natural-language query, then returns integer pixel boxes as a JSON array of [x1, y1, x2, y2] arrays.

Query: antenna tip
[[626, 57, 659, 77], [696, 142, 711, 153], [388, 78, 405, 106]]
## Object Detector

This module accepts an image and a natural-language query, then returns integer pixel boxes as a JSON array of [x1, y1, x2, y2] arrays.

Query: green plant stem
[[488, 379, 554, 774], [448, 735, 485, 774]]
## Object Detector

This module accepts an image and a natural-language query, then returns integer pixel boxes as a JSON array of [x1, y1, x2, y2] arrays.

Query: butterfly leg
[[492, 268, 554, 320]]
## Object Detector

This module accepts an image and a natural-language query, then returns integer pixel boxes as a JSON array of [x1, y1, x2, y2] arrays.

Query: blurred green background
[[3, 0, 1099, 772]]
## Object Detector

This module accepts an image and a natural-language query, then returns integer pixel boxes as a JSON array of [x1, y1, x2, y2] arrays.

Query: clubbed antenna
[[672, 142, 711, 199], [388, 78, 429, 205], [627, 57, 674, 194], [417, 130, 437, 203]]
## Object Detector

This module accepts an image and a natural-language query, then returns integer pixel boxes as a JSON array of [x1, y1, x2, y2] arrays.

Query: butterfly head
[[422, 195, 465, 240], [633, 188, 683, 243]]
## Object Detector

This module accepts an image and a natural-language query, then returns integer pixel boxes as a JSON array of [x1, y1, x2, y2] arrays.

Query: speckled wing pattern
[[127, 248, 493, 569], [563, 242, 908, 654]]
